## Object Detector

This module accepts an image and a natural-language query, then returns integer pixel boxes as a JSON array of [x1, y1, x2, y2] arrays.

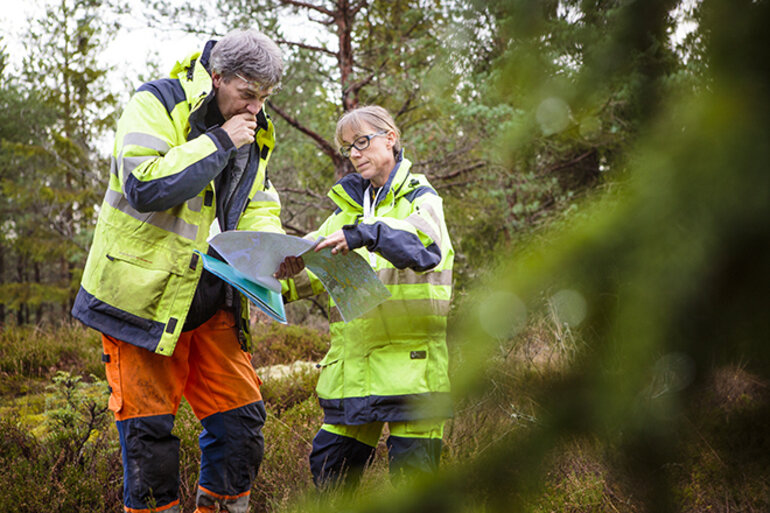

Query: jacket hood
[[169, 40, 216, 108]]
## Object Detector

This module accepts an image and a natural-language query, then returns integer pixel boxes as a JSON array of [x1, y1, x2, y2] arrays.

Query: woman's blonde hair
[[335, 105, 401, 157]]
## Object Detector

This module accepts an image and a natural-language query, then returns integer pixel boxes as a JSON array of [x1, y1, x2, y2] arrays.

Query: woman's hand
[[274, 255, 305, 279], [314, 230, 349, 255]]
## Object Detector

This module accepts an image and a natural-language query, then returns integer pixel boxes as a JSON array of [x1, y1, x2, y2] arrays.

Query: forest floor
[[1, 313, 768, 512]]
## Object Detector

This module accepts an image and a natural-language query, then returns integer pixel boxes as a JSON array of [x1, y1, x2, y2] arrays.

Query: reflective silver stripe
[[187, 196, 203, 212], [251, 190, 280, 203], [223, 494, 250, 513], [197, 486, 250, 513], [122, 155, 155, 175], [418, 200, 443, 231], [122, 132, 171, 153], [377, 268, 452, 286], [404, 212, 441, 246], [377, 298, 450, 317], [109, 155, 118, 177], [330, 298, 450, 325], [104, 188, 199, 241]]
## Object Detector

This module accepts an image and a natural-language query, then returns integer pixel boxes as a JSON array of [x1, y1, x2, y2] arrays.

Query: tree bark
[[0, 244, 4, 325]]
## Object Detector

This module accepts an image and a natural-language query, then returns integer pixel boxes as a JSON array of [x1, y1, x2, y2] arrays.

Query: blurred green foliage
[[343, 0, 769, 512]]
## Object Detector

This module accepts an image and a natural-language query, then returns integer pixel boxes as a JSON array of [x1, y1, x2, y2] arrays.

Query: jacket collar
[[329, 150, 413, 212], [170, 43, 214, 108]]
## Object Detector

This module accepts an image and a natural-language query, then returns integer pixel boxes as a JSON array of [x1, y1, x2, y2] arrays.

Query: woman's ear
[[386, 130, 396, 149]]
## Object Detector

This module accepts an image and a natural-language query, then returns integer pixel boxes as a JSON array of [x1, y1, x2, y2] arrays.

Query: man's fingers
[[274, 256, 305, 278], [237, 112, 257, 123]]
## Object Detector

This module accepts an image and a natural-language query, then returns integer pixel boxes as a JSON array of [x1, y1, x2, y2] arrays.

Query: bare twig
[[281, 221, 310, 236], [427, 161, 486, 181], [307, 296, 328, 318], [266, 411, 313, 447], [266, 101, 337, 158], [280, 0, 335, 17], [274, 38, 337, 57], [544, 149, 597, 174]]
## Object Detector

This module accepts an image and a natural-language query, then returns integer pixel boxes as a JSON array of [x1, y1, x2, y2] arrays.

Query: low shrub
[[0, 323, 104, 391], [255, 396, 324, 512], [0, 374, 122, 512], [172, 398, 204, 512], [260, 364, 319, 416], [251, 322, 330, 367], [670, 366, 770, 513]]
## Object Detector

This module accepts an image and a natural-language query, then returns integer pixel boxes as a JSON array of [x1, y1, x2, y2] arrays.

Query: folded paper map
[[200, 231, 391, 323]]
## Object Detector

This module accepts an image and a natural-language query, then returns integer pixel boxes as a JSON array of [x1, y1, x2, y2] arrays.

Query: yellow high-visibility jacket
[[72, 41, 282, 355], [284, 154, 454, 424]]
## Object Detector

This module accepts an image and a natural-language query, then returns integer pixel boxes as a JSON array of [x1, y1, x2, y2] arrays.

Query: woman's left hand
[[315, 230, 349, 255]]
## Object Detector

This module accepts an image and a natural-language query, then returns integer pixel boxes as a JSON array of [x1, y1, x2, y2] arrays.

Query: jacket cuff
[[342, 224, 364, 249], [207, 126, 236, 153]]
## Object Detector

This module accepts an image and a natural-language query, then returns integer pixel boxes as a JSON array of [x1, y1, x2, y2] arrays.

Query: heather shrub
[[251, 322, 329, 367], [260, 364, 319, 415], [172, 398, 205, 512], [0, 372, 121, 512], [254, 396, 323, 512], [0, 323, 103, 395]]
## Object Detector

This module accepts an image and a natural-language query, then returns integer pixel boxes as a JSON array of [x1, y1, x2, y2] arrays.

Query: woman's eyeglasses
[[339, 131, 387, 158]]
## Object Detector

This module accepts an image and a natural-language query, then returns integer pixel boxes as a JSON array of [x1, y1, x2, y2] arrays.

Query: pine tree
[[0, 0, 119, 324]]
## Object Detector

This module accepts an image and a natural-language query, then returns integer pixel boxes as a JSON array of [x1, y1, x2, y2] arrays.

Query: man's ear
[[212, 71, 223, 89]]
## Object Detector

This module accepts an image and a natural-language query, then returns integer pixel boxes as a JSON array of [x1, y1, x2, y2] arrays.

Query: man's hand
[[274, 255, 305, 279], [314, 230, 349, 255], [222, 113, 257, 148]]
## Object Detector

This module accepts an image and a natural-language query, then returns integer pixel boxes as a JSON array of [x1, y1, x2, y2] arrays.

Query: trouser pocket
[[102, 334, 123, 413]]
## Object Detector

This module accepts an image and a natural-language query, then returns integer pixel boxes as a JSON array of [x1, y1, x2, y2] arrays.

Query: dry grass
[[2, 310, 769, 512]]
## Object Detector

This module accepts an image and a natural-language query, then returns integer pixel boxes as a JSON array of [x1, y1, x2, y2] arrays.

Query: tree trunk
[[34, 261, 44, 323], [16, 255, 26, 325], [0, 243, 4, 326]]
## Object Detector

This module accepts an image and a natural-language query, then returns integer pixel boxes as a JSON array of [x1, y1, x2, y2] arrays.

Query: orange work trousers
[[102, 310, 264, 513]]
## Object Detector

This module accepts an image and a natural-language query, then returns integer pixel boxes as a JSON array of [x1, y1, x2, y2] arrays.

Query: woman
[[281, 105, 454, 488]]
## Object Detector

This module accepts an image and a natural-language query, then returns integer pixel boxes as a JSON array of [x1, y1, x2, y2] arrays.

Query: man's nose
[[246, 101, 263, 115]]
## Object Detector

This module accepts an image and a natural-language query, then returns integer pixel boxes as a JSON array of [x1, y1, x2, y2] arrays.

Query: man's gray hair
[[210, 28, 283, 88]]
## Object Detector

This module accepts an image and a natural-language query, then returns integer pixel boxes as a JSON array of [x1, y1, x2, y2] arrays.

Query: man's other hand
[[274, 256, 305, 279], [222, 113, 257, 148]]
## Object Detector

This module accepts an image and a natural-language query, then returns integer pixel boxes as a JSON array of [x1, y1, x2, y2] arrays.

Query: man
[[71, 28, 283, 513]]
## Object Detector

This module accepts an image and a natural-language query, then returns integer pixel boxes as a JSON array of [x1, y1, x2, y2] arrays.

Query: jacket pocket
[[368, 343, 430, 397], [316, 348, 344, 400], [95, 235, 187, 320], [99, 253, 176, 320]]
